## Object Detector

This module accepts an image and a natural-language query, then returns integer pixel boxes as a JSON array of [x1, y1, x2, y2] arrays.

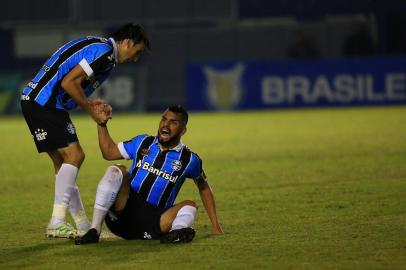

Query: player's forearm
[[61, 81, 91, 112], [97, 125, 117, 160], [199, 183, 221, 229], [60, 64, 103, 122]]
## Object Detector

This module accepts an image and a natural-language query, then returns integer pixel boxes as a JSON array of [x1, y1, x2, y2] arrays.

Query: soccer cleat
[[77, 229, 89, 237], [76, 223, 91, 237], [46, 223, 78, 239], [74, 228, 99, 245], [160, 228, 196, 244], [76, 222, 91, 237]]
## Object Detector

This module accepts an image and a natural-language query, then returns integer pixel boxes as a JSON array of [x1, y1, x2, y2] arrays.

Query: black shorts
[[20, 100, 79, 153], [105, 190, 166, 240]]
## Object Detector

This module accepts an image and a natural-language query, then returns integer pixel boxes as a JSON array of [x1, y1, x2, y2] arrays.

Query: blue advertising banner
[[186, 57, 406, 110]]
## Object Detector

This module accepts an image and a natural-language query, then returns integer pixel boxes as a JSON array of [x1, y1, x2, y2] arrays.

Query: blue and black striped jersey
[[21, 36, 117, 110], [117, 134, 206, 209]]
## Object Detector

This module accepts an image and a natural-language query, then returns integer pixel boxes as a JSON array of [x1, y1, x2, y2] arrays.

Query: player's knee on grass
[[160, 200, 198, 233], [170, 203, 197, 232]]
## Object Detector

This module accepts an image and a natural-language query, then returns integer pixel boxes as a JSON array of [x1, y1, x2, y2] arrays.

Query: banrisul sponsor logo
[[136, 160, 178, 183]]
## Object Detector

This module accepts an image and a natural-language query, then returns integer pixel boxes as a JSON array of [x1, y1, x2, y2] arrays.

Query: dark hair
[[111, 23, 151, 50], [167, 105, 189, 126]]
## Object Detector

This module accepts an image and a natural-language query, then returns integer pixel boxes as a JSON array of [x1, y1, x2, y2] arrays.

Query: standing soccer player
[[75, 105, 223, 244], [20, 23, 150, 238]]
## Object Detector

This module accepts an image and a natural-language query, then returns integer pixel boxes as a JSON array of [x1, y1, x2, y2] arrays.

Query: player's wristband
[[98, 122, 107, 127]]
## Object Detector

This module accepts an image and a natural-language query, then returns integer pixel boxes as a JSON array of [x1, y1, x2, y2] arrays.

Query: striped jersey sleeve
[[187, 153, 206, 180], [21, 36, 115, 110], [79, 42, 113, 77], [118, 134, 149, 160]]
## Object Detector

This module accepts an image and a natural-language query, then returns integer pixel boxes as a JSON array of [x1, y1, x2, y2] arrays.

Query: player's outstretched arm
[[61, 64, 109, 124], [97, 123, 123, 160], [195, 179, 224, 235]]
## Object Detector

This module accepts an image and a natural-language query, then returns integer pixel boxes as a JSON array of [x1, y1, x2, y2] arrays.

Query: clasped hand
[[89, 99, 112, 125]]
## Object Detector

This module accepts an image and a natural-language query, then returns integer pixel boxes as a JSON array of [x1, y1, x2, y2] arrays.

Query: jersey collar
[[172, 141, 185, 152], [154, 137, 184, 152], [109, 37, 119, 64]]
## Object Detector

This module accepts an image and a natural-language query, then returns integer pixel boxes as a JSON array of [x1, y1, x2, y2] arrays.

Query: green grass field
[[0, 106, 405, 269]]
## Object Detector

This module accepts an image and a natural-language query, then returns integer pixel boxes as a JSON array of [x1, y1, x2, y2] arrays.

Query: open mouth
[[160, 129, 170, 138]]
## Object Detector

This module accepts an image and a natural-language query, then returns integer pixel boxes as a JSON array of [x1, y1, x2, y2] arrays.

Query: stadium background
[[0, 0, 405, 113]]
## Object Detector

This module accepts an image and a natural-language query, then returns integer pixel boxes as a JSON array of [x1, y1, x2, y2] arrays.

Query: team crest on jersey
[[67, 123, 76, 134], [171, 160, 182, 171]]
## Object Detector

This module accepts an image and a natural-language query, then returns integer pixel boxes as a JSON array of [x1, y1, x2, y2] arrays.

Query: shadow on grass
[[0, 233, 225, 268], [0, 238, 164, 267], [0, 239, 178, 269]]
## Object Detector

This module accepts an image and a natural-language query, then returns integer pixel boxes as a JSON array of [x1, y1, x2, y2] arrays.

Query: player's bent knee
[[77, 151, 85, 164], [107, 164, 127, 184], [181, 200, 197, 209], [111, 164, 130, 213], [59, 147, 85, 167], [112, 164, 128, 176], [104, 165, 124, 180]]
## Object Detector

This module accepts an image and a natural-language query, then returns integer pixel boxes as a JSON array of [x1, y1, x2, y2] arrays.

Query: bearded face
[[157, 110, 186, 148]]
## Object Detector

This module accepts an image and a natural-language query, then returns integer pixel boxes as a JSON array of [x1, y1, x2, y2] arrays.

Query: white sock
[[50, 163, 78, 227], [91, 166, 123, 234], [170, 205, 197, 231], [68, 185, 90, 231]]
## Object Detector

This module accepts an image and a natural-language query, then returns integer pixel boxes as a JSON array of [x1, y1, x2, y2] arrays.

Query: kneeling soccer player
[[75, 105, 223, 244]]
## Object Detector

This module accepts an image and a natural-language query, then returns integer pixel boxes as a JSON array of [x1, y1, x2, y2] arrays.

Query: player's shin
[[49, 163, 78, 227], [91, 166, 123, 234], [69, 185, 90, 233]]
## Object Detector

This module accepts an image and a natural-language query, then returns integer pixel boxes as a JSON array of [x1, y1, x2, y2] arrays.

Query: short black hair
[[111, 23, 151, 50], [167, 105, 189, 126]]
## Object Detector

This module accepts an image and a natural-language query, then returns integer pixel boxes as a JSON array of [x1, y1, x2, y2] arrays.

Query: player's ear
[[127, 39, 136, 48], [181, 126, 187, 136], [121, 39, 130, 48]]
